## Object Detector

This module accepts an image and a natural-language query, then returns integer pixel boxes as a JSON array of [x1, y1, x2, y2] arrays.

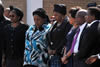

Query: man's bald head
[[76, 9, 87, 18], [75, 9, 87, 25]]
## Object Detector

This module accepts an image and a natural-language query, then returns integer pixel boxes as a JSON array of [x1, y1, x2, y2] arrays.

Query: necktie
[[70, 28, 80, 54]]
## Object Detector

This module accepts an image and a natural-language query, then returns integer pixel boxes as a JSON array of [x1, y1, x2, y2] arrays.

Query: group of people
[[0, 1, 100, 67]]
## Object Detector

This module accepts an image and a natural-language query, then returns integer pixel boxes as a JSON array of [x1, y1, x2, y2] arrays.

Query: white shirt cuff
[[97, 54, 100, 59]]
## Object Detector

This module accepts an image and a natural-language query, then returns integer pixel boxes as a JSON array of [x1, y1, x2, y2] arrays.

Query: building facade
[[2, 0, 100, 25]]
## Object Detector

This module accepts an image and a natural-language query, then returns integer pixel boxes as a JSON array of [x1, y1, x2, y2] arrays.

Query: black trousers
[[6, 58, 23, 67], [0, 57, 1, 67], [24, 65, 38, 67], [73, 55, 90, 67], [0, 52, 2, 67]]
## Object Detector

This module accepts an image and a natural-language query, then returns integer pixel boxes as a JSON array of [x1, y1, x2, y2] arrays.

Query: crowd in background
[[0, 1, 100, 67]]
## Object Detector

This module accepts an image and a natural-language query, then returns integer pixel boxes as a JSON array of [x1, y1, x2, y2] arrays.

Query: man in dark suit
[[77, 7, 100, 67], [72, 9, 88, 67], [61, 9, 88, 67]]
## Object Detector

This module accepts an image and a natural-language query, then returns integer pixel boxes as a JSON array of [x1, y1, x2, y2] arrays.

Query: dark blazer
[[3, 23, 28, 59], [66, 27, 78, 53], [47, 17, 72, 55], [0, 17, 11, 67], [78, 23, 87, 50], [0, 22, 4, 67], [63, 27, 78, 67], [77, 21, 100, 67]]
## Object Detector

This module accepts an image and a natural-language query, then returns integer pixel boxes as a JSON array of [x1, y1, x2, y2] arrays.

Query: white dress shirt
[[73, 22, 87, 53]]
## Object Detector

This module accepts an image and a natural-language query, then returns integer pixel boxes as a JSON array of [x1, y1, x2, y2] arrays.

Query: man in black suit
[[77, 7, 100, 67], [61, 9, 88, 67], [72, 9, 88, 67]]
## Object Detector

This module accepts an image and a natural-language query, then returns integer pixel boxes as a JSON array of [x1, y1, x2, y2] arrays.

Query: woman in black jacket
[[3, 7, 28, 67], [47, 4, 72, 67]]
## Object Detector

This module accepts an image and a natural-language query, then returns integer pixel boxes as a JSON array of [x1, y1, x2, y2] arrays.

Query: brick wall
[[43, 0, 100, 17], [2, 0, 100, 23], [1, 0, 26, 23]]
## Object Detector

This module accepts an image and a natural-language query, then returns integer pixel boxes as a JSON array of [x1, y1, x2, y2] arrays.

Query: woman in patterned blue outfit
[[23, 8, 51, 67]]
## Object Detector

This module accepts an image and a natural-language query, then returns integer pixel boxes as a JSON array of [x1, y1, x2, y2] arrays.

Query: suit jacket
[[66, 27, 78, 53], [77, 21, 100, 67], [78, 23, 87, 50]]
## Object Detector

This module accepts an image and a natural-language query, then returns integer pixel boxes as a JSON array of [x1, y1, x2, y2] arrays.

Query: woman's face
[[69, 14, 75, 25], [9, 11, 19, 23], [53, 12, 64, 22], [33, 15, 44, 28]]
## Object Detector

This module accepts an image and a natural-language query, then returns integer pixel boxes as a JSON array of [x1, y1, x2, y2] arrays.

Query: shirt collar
[[79, 22, 87, 30], [88, 20, 98, 27]]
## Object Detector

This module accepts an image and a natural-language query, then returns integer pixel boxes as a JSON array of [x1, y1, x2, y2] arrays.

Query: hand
[[63, 46, 67, 56], [66, 50, 72, 57], [61, 55, 69, 64], [85, 55, 98, 64], [61, 56, 66, 63], [61, 56, 68, 64], [61, 48, 72, 64], [48, 49, 56, 55], [64, 60, 68, 64], [2, 54, 6, 67], [52, 50, 56, 54]]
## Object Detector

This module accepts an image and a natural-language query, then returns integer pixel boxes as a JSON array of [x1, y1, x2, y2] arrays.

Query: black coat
[[47, 17, 72, 55], [77, 21, 100, 67], [3, 23, 28, 59], [0, 17, 11, 67]]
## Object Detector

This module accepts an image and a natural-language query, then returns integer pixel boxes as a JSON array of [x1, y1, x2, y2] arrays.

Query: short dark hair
[[12, 8, 24, 21], [33, 8, 50, 23], [53, 4, 66, 15], [69, 6, 81, 18], [9, 5, 14, 11], [87, 2, 97, 8], [32, 8, 47, 19], [88, 7, 100, 20]]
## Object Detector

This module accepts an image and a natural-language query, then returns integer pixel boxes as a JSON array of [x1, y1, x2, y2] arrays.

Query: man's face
[[85, 10, 94, 23], [75, 14, 85, 25], [4, 9, 10, 18], [75, 17, 83, 25]]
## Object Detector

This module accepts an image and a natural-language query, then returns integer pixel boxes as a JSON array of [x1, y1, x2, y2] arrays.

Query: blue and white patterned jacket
[[24, 23, 51, 67]]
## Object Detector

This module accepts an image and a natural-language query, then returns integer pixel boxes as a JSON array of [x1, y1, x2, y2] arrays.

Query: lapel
[[49, 21, 57, 32], [47, 21, 57, 42], [98, 21, 100, 34], [78, 23, 88, 50]]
